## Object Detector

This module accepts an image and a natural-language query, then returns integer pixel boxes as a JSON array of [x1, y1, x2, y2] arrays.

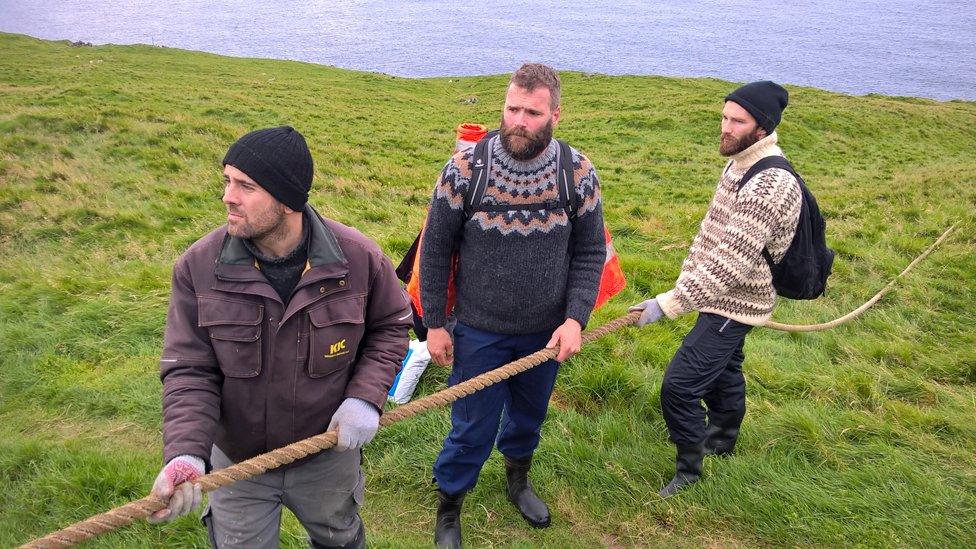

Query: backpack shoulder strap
[[557, 139, 577, 219], [737, 155, 796, 192], [463, 129, 499, 218], [737, 155, 802, 266]]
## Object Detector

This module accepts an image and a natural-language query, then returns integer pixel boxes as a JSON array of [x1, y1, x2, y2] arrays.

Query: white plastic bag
[[388, 339, 432, 405]]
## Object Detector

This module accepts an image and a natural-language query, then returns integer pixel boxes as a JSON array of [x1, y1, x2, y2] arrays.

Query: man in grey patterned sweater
[[631, 81, 802, 497], [420, 63, 605, 548]]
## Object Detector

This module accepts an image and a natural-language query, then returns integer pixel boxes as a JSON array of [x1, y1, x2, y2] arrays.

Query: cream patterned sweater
[[656, 133, 802, 326]]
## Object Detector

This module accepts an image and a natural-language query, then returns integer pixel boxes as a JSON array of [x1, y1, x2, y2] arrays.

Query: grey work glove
[[327, 397, 380, 452], [629, 298, 665, 327], [147, 454, 205, 524]]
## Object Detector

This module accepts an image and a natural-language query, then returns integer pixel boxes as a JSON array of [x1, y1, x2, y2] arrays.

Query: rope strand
[[764, 223, 958, 332]]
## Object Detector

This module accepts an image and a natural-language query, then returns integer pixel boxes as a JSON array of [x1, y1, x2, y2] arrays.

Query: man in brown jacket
[[148, 126, 411, 548]]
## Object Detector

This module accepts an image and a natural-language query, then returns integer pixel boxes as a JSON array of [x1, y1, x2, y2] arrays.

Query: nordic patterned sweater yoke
[[656, 132, 802, 326], [419, 138, 605, 335]]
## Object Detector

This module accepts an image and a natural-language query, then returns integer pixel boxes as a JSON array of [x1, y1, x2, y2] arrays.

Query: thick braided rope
[[763, 223, 958, 332], [20, 312, 641, 549], [19, 223, 958, 547]]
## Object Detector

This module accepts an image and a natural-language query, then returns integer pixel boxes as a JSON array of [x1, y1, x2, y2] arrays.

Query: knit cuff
[[655, 289, 685, 320], [421, 308, 447, 329], [564, 303, 592, 330]]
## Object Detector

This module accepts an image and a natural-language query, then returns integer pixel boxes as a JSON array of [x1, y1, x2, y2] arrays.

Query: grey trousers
[[202, 445, 365, 548]]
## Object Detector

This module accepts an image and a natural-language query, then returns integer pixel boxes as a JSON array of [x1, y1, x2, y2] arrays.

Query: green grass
[[1, 32, 975, 547]]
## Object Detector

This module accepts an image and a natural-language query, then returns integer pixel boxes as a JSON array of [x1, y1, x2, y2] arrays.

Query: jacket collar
[[215, 205, 349, 283], [218, 205, 345, 265]]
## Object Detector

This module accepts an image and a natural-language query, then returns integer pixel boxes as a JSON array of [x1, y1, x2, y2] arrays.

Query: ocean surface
[[1, 0, 974, 100]]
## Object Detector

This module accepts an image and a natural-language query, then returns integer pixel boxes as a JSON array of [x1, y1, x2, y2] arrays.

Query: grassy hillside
[[1, 32, 974, 548]]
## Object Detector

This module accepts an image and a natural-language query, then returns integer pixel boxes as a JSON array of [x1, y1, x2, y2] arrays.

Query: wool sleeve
[[657, 168, 800, 318], [564, 154, 605, 328], [419, 154, 469, 328]]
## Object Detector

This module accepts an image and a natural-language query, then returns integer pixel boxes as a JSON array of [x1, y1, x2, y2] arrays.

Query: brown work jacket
[[160, 205, 410, 465]]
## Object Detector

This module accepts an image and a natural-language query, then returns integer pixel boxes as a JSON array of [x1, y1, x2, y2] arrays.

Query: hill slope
[[1, 33, 974, 548]]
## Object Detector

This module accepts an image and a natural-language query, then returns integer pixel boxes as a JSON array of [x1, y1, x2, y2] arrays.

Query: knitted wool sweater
[[420, 137, 605, 335], [656, 132, 802, 326]]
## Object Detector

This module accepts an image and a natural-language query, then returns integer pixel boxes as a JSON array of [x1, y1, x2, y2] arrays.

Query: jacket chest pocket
[[307, 295, 365, 378], [198, 296, 264, 378]]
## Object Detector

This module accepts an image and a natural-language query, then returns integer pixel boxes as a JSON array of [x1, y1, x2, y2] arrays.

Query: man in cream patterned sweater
[[631, 81, 802, 497]]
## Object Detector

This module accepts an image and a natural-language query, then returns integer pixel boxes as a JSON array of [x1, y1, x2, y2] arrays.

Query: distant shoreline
[[4, 32, 973, 105], [1, 0, 974, 103]]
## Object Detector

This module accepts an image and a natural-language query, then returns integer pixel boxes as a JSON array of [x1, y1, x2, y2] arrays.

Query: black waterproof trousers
[[661, 312, 754, 446]]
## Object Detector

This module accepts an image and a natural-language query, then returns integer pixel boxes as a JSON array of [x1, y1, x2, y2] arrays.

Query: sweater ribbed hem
[[698, 306, 772, 327]]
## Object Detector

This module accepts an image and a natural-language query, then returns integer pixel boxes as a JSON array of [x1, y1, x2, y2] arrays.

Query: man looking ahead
[[420, 63, 606, 548]]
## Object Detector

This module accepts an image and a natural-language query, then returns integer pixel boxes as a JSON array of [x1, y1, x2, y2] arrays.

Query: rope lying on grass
[[764, 223, 958, 332], [20, 223, 958, 548]]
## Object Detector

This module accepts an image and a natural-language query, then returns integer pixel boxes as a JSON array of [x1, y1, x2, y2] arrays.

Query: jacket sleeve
[[343, 250, 412, 411], [657, 167, 799, 318], [564, 156, 606, 328], [159, 258, 222, 467], [419, 156, 468, 328]]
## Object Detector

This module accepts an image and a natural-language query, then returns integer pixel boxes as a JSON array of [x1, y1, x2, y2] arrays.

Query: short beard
[[228, 201, 288, 246], [500, 117, 554, 161], [720, 127, 765, 157]]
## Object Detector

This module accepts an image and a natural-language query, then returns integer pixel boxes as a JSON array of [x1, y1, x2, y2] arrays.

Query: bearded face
[[499, 116, 554, 161], [720, 125, 765, 157], [227, 198, 287, 242], [222, 165, 291, 250]]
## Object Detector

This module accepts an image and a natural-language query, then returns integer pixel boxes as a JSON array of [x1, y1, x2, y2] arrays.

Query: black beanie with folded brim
[[725, 81, 789, 134], [223, 126, 313, 211]]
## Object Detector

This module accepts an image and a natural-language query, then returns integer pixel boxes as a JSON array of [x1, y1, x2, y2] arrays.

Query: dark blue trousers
[[433, 322, 560, 496], [661, 312, 753, 446]]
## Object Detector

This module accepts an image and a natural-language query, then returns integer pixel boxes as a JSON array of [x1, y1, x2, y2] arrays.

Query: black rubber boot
[[659, 443, 705, 498], [434, 489, 465, 549], [703, 421, 740, 456], [504, 455, 551, 528]]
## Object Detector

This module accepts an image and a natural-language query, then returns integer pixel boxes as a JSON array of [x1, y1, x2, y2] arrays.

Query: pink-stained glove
[[147, 454, 205, 524]]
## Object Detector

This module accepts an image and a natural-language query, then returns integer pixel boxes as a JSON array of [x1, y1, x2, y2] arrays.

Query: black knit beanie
[[725, 81, 789, 134], [222, 126, 313, 211]]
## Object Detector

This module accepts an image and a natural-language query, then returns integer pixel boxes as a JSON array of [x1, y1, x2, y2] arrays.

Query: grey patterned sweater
[[420, 137, 605, 335], [657, 132, 802, 325]]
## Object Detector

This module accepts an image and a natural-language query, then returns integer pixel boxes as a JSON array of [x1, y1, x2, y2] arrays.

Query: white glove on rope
[[148, 454, 205, 524], [629, 298, 665, 327], [327, 397, 380, 452]]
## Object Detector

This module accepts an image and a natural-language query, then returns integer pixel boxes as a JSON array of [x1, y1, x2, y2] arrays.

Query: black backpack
[[737, 156, 834, 300]]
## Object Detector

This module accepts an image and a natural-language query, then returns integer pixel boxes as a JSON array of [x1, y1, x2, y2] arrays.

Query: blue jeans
[[432, 322, 560, 495]]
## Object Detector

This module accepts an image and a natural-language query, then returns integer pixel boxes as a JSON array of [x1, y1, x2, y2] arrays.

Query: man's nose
[[222, 185, 237, 204], [511, 112, 528, 128]]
